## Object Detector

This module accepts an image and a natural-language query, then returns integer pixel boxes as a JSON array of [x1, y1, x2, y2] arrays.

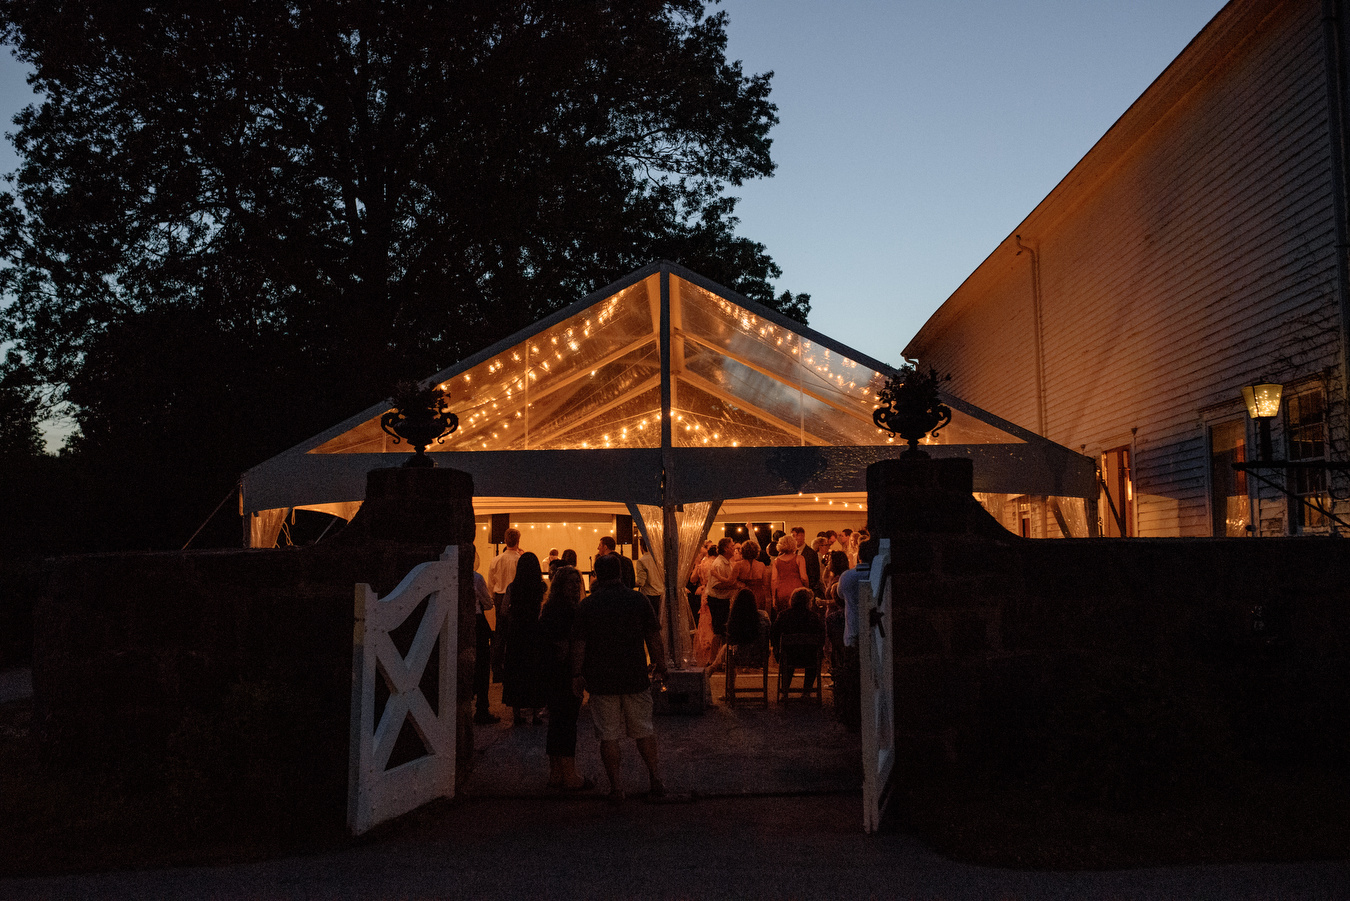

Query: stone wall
[[870, 458, 1350, 803], [33, 467, 477, 832]]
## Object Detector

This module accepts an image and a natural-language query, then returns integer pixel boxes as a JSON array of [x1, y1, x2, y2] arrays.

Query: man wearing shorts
[[571, 553, 668, 803]]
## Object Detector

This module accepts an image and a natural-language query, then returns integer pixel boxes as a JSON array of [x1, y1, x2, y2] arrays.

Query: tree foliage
[[0, 0, 808, 549]]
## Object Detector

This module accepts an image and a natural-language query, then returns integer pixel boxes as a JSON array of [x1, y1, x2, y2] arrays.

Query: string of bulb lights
[[416, 278, 902, 453]]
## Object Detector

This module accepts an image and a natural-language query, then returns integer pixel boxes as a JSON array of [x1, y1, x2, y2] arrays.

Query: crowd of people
[[475, 527, 666, 802], [687, 524, 869, 714], [472, 521, 872, 799]]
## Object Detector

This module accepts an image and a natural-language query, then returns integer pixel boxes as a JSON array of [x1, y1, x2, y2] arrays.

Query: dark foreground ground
[[3, 669, 1348, 898], [4, 791, 1349, 901]]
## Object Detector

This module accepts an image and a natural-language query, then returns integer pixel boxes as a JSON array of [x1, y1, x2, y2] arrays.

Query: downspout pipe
[[1323, 0, 1350, 489], [1015, 234, 1050, 437]]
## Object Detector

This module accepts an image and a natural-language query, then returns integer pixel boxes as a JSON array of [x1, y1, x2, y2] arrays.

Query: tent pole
[[659, 266, 683, 668]]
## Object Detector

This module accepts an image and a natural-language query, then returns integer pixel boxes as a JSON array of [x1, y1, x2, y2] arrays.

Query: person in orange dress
[[733, 538, 771, 612], [770, 534, 808, 619]]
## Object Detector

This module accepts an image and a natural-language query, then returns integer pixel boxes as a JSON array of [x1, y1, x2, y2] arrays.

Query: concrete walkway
[[3, 674, 1348, 898], [463, 673, 861, 799]]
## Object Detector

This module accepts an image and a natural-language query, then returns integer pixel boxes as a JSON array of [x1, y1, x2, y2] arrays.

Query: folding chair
[[776, 634, 824, 704], [725, 641, 770, 708]]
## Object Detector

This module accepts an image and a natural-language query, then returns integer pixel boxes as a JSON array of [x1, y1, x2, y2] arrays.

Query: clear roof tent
[[295, 266, 1026, 459], [244, 262, 1095, 663], [245, 262, 1093, 518]]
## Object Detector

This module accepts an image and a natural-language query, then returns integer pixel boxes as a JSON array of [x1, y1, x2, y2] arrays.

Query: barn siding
[[909, 0, 1346, 537]]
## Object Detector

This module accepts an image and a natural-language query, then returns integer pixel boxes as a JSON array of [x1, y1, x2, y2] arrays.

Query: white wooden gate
[[348, 546, 459, 835], [859, 538, 895, 833]]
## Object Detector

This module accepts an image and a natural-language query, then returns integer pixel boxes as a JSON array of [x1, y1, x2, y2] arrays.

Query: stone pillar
[[866, 456, 1013, 778], [334, 466, 476, 547]]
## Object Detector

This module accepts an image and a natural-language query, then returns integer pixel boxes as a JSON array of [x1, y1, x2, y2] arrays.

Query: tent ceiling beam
[[510, 334, 653, 421], [676, 370, 831, 447], [524, 374, 662, 449], [676, 329, 878, 430]]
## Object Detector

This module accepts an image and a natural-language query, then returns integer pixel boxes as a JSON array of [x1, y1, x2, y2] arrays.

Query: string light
[[358, 277, 931, 453]]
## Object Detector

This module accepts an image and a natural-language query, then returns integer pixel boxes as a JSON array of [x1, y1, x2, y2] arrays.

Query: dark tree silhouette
[[0, 0, 809, 549]]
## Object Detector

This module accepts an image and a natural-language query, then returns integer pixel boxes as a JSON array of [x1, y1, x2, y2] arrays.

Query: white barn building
[[905, 0, 1350, 538]]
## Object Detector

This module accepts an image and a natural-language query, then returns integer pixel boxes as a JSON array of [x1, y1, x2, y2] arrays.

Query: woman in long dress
[[538, 564, 591, 791], [501, 552, 549, 725]]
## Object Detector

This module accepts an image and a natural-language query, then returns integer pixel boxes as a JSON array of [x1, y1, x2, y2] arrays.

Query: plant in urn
[[380, 380, 459, 468], [873, 362, 952, 459]]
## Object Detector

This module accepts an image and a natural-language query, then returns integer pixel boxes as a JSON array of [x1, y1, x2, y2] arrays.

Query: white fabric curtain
[[635, 501, 717, 667], [297, 501, 363, 521], [249, 507, 289, 549], [1052, 496, 1089, 538]]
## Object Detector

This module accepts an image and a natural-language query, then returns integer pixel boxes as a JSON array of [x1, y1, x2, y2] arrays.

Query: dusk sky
[[722, 0, 1229, 365], [0, 0, 1229, 379]]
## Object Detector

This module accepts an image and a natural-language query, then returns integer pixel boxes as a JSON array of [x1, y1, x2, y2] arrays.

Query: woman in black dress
[[538, 564, 591, 791], [501, 552, 549, 725]]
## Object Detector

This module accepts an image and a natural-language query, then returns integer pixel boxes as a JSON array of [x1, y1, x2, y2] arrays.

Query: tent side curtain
[[249, 508, 288, 549], [247, 503, 362, 548]]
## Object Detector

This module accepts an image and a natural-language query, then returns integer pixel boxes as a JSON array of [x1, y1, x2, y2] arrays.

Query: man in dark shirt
[[595, 534, 637, 589], [572, 553, 668, 803], [792, 526, 823, 596]]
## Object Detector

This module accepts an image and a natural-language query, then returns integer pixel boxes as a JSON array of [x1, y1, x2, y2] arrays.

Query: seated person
[[771, 587, 826, 694], [706, 589, 770, 673]]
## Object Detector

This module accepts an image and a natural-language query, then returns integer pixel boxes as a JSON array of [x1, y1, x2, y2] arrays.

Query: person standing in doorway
[[488, 527, 524, 681], [571, 553, 668, 804]]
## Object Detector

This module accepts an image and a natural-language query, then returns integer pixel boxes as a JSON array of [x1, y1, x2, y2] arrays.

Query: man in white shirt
[[488, 527, 524, 607], [705, 537, 737, 666], [633, 536, 664, 623], [833, 539, 875, 733], [487, 527, 523, 681]]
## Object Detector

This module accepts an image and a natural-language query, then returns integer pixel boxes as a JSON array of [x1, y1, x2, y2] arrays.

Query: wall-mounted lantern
[[1241, 381, 1283, 460]]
